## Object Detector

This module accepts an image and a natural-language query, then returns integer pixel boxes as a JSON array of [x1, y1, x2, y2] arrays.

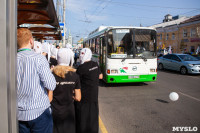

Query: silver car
[[158, 54, 200, 74]]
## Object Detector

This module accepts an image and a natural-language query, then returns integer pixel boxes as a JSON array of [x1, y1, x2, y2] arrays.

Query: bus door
[[100, 36, 106, 79]]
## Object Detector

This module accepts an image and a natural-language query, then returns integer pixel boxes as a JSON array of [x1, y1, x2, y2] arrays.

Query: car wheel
[[158, 63, 164, 70], [180, 66, 187, 75]]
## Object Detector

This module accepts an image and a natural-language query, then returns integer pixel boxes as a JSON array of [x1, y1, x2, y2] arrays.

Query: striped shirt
[[17, 48, 56, 121]]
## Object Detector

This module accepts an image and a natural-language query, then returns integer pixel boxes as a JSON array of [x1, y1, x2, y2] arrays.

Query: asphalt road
[[98, 70, 200, 133]]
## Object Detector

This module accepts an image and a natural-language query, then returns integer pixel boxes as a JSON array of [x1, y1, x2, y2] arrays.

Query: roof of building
[[180, 14, 200, 24], [149, 16, 189, 29]]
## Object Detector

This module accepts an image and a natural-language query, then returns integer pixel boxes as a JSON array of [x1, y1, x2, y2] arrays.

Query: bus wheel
[[158, 63, 164, 70], [180, 66, 187, 75]]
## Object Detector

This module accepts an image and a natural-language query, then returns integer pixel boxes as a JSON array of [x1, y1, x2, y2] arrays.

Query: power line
[[66, 1, 200, 41], [76, 8, 163, 20], [179, 9, 200, 15], [94, 0, 112, 17], [84, 0, 112, 37], [66, 2, 200, 25], [89, 0, 105, 17], [82, 1, 110, 37], [96, 0, 200, 10], [75, 7, 199, 20]]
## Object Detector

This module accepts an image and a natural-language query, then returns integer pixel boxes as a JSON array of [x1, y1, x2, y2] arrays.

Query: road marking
[[179, 92, 200, 102], [99, 116, 108, 133]]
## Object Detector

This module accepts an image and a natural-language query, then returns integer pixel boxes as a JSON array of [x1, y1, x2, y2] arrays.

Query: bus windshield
[[107, 29, 156, 59], [107, 29, 133, 58], [135, 29, 156, 59]]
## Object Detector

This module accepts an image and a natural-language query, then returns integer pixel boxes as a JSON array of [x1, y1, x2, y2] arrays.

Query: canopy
[[18, 0, 62, 40]]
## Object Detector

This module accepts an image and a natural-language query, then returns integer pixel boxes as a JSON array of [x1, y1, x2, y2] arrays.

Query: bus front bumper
[[105, 74, 157, 83]]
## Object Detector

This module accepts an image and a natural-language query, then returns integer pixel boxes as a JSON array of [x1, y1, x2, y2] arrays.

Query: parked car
[[192, 55, 200, 60], [158, 54, 200, 74], [157, 49, 168, 57]]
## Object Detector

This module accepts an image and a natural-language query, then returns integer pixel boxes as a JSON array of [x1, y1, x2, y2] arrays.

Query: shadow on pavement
[[156, 99, 169, 104], [157, 69, 200, 76]]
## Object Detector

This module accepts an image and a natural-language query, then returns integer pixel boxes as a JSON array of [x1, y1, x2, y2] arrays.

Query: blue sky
[[62, 0, 200, 43]]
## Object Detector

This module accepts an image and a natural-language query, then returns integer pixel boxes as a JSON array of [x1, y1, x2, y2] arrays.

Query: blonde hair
[[53, 65, 76, 79], [17, 28, 33, 48]]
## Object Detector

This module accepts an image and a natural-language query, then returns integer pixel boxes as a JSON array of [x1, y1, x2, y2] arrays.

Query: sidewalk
[[99, 128, 102, 133]]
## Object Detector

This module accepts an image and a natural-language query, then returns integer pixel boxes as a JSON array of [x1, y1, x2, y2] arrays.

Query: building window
[[197, 27, 200, 37], [190, 28, 196, 37], [183, 29, 187, 37], [160, 34, 162, 40], [166, 34, 169, 40], [172, 33, 175, 40]]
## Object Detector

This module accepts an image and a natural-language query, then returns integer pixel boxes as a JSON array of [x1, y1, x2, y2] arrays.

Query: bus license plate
[[128, 75, 139, 79]]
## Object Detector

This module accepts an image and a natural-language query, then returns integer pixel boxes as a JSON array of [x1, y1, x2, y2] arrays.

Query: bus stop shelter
[[0, 0, 61, 132]]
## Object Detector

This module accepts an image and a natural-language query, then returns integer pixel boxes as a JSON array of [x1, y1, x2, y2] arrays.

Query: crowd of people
[[17, 28, 103, 133]]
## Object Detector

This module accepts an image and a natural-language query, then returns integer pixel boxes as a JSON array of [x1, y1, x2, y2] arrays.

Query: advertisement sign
[[59, 23, 64, 37], [191, 38, 200, 42]]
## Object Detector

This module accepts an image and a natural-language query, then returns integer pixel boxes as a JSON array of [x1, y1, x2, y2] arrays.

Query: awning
[[32, 31, 62, 40], [29, 26, 62, 40], [18, 0, 62, 40]]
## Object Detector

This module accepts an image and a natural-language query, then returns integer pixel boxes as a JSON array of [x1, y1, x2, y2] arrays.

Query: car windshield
[[178, 54, 199, 61]]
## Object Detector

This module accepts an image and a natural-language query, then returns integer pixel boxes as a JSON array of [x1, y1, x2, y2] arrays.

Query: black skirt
[[75, 102, 99, 133], [52, 103, 76, 133]]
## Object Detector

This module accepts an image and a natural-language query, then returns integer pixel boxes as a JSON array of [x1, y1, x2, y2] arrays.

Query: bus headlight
[[111, 69, 118, 74], [150, 69, 156, 72]]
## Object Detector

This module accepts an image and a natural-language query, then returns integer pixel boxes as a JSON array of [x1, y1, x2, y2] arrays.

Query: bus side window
[[95, 37, 100, 54], [102, 37, 105, 46]]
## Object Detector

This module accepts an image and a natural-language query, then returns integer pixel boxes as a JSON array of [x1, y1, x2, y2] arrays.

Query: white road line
[[179, 92, 200, 102]]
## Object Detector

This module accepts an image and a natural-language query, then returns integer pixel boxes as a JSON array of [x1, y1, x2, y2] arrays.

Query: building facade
[[178, 15, 200, 54], [150, 14, 200, 54]]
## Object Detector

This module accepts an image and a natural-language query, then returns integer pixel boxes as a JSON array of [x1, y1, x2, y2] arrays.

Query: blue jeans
[[18, 108, 53, 133]]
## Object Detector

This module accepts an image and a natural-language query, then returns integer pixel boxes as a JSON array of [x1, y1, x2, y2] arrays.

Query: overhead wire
[[83, 0, 113, 37], [66, 0, 200, 42], [80, 1, 108, 39], [96, 0, 200, 10]]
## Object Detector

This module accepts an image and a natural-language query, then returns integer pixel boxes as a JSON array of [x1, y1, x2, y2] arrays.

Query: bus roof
[[85, 26, 156, 41]]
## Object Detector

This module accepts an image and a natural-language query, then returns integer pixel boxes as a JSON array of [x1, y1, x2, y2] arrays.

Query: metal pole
[[0, 0, 17, 132], [56, 0, 60, 46], [63, 0, 66, 47]]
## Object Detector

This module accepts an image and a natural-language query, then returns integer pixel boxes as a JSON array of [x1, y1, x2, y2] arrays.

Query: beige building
[[150, 14, 200, 54], [178, 15, 200, 53]]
